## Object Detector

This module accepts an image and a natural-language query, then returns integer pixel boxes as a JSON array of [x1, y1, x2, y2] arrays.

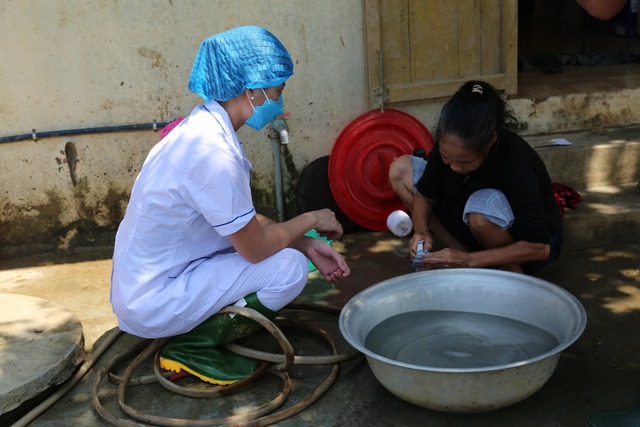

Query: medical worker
[[110, 26, 350, 385]]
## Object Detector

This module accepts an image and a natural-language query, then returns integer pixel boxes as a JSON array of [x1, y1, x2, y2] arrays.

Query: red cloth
[[551, 182, 582, 217], [159, 117, 184, 140]]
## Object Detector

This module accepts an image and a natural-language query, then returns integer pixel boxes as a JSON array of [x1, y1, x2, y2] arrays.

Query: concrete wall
[[0, 0, 383, 255], [2, 0, 639, 256]]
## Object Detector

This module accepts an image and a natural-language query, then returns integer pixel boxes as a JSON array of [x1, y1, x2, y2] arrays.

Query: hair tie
[[471, 84, 483, 95]]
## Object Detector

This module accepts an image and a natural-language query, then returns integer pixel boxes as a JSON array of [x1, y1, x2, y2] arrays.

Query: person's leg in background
[[389, 154, 427, 210]]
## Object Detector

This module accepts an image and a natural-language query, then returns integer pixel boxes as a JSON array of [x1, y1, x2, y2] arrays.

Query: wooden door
[[364, 0, 518, 108]]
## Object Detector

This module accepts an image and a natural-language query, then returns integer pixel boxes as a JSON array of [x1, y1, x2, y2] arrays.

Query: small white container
[[386, 210, 413, 237]]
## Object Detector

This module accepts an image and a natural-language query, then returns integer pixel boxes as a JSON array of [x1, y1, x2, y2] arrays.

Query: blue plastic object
[[587, 403, 640, 426]]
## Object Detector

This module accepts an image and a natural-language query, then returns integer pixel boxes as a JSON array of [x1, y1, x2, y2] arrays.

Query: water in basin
[[364, 310, 559, 369]]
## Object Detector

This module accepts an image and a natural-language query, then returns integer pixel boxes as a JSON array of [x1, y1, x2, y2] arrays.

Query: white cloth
[[110, 100, 307, 338], [410, 155, 428, 194], [462, 189, 515, 230]]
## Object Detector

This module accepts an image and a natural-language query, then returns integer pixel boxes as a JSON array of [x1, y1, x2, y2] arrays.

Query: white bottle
[[386, 210, 413, 237]]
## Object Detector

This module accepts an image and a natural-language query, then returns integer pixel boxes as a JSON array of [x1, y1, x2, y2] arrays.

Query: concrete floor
[[1, 231, 639, 426]]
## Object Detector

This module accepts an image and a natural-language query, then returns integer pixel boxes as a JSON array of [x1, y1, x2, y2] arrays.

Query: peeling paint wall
[[0, 132, 156, 256], [0, 0, 374, 256], [2, 0, 640, 256]]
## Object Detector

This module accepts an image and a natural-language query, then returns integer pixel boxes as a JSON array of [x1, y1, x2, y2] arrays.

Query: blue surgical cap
[[188, 26, 294, 102]]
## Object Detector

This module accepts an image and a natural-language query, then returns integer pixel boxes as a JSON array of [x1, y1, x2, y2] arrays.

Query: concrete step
[[526, 127, 640, 251], [436, 127, 639, 251], [557, 183, 640, 251], [528, 127, 640, 189]]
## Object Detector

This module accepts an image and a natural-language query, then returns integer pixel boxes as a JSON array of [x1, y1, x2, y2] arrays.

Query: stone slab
[[0, 293, 84, 415]]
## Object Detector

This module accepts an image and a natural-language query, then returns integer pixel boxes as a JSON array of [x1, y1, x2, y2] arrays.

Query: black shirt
[[416, 128, 561, 244]]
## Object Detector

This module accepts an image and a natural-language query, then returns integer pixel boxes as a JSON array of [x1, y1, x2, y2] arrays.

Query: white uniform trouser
[[228, 248, 308, 312], [184, 248, 308, 334], [116, 248, 308, 338]]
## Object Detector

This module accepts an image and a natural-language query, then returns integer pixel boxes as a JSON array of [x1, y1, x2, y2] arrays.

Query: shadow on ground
[[0, 231, 638, 426]]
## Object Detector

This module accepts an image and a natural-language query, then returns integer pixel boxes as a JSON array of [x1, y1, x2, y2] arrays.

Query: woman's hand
[[410, 233, 433, 258], [419, 248, 471, 270], [305, 239, 350, 283]]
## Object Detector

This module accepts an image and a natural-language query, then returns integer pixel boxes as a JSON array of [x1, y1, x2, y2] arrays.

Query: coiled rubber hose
[[89, 302, 362, 426]]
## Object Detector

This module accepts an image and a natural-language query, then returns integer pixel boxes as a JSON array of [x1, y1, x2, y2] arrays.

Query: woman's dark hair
[[435, 80, 518, 154]]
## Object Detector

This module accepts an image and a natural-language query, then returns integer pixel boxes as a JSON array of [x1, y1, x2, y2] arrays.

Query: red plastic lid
[[328, 109, 435, 231]]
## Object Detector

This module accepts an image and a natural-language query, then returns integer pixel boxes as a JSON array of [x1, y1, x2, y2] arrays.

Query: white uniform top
[[110, 100, 256, 338]]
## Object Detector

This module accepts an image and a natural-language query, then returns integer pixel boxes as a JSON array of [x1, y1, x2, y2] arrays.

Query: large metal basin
[[339, 269, 586, 413]]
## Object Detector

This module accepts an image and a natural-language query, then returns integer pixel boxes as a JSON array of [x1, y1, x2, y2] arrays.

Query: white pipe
[[272, 119, 289, 144], [270, 119, 289, 222]]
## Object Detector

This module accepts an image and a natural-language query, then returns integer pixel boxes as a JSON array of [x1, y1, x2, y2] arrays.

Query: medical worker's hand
[[312, 209, 344, 241], [305, 239, 350, 283]]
